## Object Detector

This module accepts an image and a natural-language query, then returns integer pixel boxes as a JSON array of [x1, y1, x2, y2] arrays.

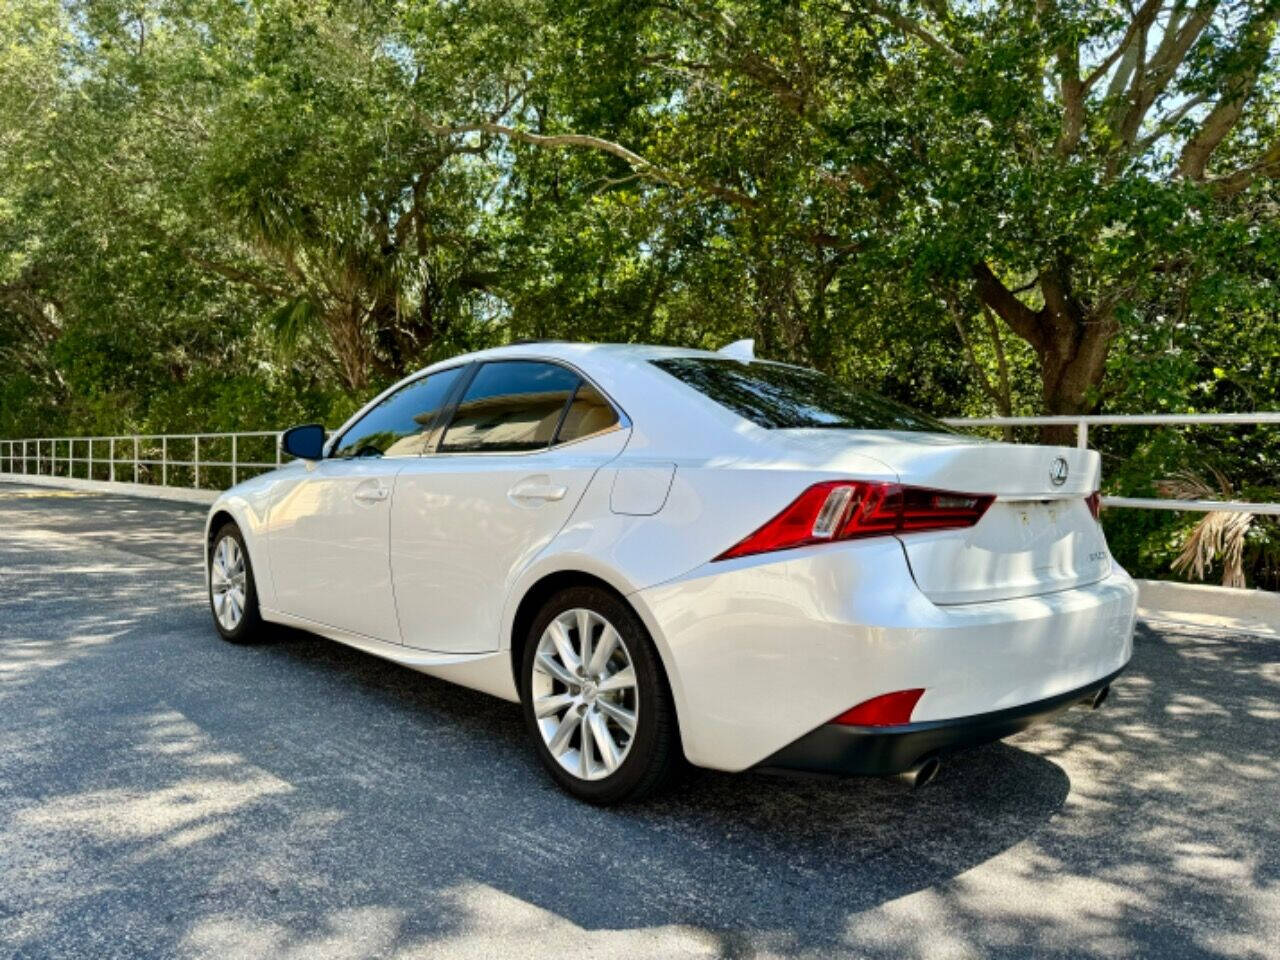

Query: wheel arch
[[203, 492, 276, 609], [507, 569, 683, 747], [509, 570, 626, 699], [206, 509, 238, 556]]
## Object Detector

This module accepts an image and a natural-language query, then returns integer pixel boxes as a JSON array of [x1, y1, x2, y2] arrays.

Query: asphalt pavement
[[0, 481, 1276, 959]]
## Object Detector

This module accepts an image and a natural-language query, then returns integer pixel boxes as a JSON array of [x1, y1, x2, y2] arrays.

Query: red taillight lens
[[1085, 490, 1102, 521], [714, 481, 994, 561], [832, 688, 926, 727]]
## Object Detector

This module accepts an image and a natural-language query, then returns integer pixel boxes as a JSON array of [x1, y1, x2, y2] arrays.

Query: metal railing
[[942, 413, 1280, 516], [0, 414, 1276, 515], [0, 432, 286, 490]]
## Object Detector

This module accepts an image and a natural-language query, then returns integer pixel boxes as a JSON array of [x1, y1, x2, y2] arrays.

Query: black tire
[[207, 522, 267, 644], [521, 585, 682, 804]]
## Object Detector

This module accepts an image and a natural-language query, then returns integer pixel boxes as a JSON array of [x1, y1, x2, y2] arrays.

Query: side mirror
[[282, 423, 326, 461]]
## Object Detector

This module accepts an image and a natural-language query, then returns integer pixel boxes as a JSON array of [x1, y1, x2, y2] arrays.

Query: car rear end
[[630, 355, 1136, 777]]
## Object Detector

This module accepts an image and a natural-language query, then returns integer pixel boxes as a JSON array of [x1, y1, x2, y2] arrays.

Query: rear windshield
[[651, 357, 952, 433]]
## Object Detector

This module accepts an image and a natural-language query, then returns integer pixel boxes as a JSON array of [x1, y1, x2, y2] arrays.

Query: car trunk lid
[[771, 429, 1111, 604]]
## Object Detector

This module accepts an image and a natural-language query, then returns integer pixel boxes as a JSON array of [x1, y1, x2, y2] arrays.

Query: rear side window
[[555, 382, 620, 444], [439, 361, 580, 453], [333, 366, 465, 458], [651, 357, 952, 433]]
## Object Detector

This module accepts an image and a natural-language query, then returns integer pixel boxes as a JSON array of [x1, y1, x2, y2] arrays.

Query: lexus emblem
[[1049, 457, 1069, 486]]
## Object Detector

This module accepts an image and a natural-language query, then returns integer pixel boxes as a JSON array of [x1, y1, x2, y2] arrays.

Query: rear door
[[267, 366, 465, 640], [390, 360, 628, 653]]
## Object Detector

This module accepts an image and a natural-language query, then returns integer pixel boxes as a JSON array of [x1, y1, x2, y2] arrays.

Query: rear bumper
[[757, 666, 1126, 776], [632, 538, 1138, 773]]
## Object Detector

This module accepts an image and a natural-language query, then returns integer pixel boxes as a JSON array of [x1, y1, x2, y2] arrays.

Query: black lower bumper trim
[[758, 666, 1127, 777]]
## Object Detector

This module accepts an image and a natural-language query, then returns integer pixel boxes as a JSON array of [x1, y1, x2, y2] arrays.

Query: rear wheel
[[521, 586, 681, 804], [208, 523, 266, 644]]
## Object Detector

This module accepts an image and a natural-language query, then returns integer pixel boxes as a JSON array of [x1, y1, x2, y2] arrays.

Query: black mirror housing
[[282, 423, 326, 461]]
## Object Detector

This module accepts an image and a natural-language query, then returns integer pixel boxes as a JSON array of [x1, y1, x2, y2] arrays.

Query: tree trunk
[[1033, 313, 1114, 445], [971, 261, 1114, 446]]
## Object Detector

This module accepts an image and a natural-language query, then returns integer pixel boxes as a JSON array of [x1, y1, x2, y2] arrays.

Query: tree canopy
[[2, 0, 1278, 582]]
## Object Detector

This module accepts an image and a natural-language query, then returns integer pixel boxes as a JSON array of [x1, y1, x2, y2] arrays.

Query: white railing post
[[109, 437, 115, 482], [193, 436, 200, 489], [88, 438, 93, 480], [162, 436, 168, 487], [231, 434, 238, 486], [133, 436, 139, 484], [276, 432, 283, 466], [1077, 421, 1088, 449]]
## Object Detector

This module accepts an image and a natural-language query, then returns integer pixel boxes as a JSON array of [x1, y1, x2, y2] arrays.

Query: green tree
[[424, 0, 1280, 438]]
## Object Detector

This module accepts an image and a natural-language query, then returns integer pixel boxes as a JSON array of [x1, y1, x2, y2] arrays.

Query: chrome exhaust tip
[[1091, 684, 1110, 710], [897, 755, 941, 790]]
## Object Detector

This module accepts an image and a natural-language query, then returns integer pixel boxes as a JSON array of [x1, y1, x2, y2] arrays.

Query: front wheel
[[521, 586, 682, 804], [208, 522, 266, 644]]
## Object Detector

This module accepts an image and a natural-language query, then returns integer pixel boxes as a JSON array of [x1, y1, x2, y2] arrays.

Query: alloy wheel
[[210, 535, 247, 632], [530, 607, 639, 781]]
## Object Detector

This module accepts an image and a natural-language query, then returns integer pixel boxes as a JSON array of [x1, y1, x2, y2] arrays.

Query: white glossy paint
[[633, 543, 1135, 771], [205, 341, 1137, 773], [609, 462, 677, 515], [268, 457, 404, 641], [903, 498, 1112, 605], [390, 428, 629, 653]]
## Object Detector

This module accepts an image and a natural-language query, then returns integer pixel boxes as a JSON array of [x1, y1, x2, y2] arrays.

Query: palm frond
[[1165, 468, 1254, 588], [266, 295, 320, 355]]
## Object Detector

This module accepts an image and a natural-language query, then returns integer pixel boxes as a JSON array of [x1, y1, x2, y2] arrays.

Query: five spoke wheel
[[530, 607, 639, 781]]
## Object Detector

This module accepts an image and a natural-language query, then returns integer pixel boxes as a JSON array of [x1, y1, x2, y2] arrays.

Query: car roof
[[428, 341, 723, 368]]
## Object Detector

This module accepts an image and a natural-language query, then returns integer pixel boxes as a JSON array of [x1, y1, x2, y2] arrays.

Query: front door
[[267, 458, 404, 639], [266, 364, 467, 640]]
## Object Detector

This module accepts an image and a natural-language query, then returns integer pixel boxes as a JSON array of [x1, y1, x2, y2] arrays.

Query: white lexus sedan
[[205, 341, 1136, 803]]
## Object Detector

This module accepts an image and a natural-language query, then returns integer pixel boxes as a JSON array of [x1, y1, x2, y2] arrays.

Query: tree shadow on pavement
[[1, 524, 1275, 959]]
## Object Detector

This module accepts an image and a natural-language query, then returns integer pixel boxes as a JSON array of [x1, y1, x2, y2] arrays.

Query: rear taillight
[[1085, 490, 1102, 521], [832, 688, 926, 727], [714, 481, 994, 561]]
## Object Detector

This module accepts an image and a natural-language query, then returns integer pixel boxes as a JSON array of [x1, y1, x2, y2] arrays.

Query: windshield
[[651, 357, 953, 433]]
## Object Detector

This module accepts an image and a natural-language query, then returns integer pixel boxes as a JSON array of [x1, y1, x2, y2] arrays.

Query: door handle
[[353, 484, 389, 504], [508, 479, 568, 503]]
